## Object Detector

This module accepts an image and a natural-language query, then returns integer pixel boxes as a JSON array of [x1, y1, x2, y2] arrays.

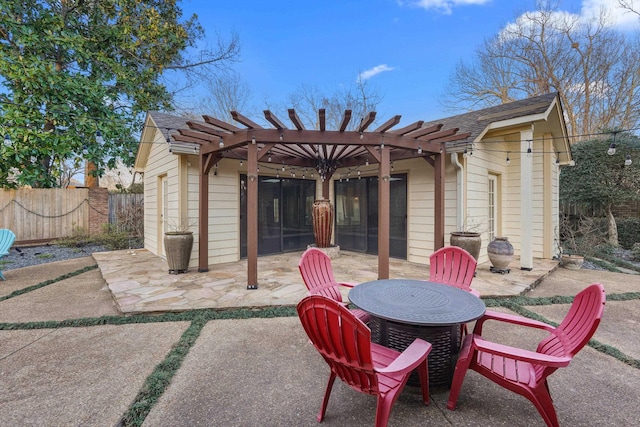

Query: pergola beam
[[374, 115, 402, 133], [264, 110, 287, 130], [318, 109, 326, 131], [231, 111, 263, 129], [389, 120, 425, 136], [339, 110, 352, 132], [406, 123, 443, 138], [416, 127, 459, 142], [288, 109, 305, 130], [203, 115, 241, 132], [186, 121, 228, 138], [358, 112, 377, 133]]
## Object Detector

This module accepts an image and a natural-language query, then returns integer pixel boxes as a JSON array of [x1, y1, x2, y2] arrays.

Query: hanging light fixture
[[3, 134, 10, 147], [417, 144, 423, 155], [218, 138, 224, 148], [608, 132, 618, 155], [95, 130, 104, 144], [506, 152, 511, 165], [625, 154, 632, 166]]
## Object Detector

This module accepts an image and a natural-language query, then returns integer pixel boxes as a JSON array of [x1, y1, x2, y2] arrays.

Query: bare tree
[[442, 1, 640, 139], [619, 0, 640, 17], [285, 78, 382, 130], [178, 70, 253, 121]]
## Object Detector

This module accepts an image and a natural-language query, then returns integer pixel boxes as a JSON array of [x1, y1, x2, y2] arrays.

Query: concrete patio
[[1, 253, 639, 426], [93, 248, 560, 314]]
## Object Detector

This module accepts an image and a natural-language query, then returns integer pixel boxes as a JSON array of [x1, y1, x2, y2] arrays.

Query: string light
[[625, 154, 632, 166], [95, 130, 104, 144], [218, 138, 224, 148], [608, 132, 617, 155], [3, 134, 10, 147], [506, 152, 511, 165], [417, 144, 422, 155]]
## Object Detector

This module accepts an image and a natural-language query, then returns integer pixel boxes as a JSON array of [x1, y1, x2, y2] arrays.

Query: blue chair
[[0, 229, 16, 280]]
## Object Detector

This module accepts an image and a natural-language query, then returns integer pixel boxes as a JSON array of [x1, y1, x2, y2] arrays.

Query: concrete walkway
[[1, 254, 639, 426], [93, 248, 560, 314]]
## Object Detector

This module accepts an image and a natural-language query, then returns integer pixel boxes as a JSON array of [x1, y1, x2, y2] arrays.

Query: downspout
[[451, 153, 464, 231]]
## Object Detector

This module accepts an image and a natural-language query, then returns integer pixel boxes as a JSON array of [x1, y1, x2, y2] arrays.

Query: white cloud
[[502, 0, 638, 36], [580, 0, 638, 29], [403, 0, 491, 15], [358, 64, 395, 81]]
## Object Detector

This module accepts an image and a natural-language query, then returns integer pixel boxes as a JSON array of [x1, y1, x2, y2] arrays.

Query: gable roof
[[423, 92, 565, 150]]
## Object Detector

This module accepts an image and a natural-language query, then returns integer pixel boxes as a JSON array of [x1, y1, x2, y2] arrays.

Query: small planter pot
[[487, 236, 514, 270], [561, 254, 584, 270], [164, 232, 194, 274], [450, 232, 481, 261]]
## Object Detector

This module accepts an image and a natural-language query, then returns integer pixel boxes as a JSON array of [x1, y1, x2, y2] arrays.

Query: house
[[134, 92, 570, 286]]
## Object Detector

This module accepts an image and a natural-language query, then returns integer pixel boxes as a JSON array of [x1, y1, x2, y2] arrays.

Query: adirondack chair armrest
[[337, 281, 358, 288], [376, 339, 432, 375], [473, 337, 571, 368], [469, 288, 480, 298], [473, 309, 557, 335]]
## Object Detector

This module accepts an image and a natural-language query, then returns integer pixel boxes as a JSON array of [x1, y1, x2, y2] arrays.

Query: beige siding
[[142, 127, 179, 256]]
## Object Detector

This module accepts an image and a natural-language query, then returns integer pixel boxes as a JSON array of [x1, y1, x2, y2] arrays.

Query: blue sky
[[178, 0, 637, 125]]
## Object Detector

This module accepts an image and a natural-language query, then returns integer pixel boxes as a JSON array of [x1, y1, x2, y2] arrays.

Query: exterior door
[[335, 174, 407, 259], [240, 176, 315, 257], [159, 174, 168, 256]]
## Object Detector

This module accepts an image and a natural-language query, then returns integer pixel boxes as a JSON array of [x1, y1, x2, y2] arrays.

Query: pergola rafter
[[170, 109, 471, 288]]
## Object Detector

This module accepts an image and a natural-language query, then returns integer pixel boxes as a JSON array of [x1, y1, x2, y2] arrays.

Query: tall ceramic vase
[[312, 199, 333, 248], [164, 232, 194, 274], [487, 236, 514, 270]]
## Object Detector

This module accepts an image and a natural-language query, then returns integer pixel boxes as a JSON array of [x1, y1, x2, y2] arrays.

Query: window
[[488, 174, 498, 241]]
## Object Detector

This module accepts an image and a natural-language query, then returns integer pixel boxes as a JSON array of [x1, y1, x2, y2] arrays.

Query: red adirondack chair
[[298, 247, 370, 323], [447, 283, 606, 427], [297, 295, 432, 427], [429, 246, 479, 297]]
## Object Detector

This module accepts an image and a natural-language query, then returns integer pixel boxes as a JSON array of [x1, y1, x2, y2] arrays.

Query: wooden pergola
[[172, 109, 470, 288]]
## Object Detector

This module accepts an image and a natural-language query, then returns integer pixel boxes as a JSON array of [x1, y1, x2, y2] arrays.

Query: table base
[[369, 317, 461, 388]]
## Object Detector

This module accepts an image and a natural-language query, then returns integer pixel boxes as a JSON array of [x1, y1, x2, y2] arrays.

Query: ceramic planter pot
[[561, 254, 584, 270], [450, 231, 481, 260], [487, 236, 514, 270], [164, 232, 194, 274]]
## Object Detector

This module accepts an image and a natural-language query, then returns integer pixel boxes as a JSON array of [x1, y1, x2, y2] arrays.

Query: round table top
[[348, 279, 486, 326]]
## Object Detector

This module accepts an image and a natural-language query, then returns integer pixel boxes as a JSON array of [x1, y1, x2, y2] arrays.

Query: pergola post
[[198, 155, 209, 272], [247, 140, 259, 288], [378, 146, 390, 279]]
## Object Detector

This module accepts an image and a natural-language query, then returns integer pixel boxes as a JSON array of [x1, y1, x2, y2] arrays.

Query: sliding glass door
[[240, 176, 315, 257], [335, 174, 407, 259]]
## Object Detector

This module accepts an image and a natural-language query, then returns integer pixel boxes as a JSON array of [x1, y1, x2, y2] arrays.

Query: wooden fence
[[108, 193, 144, 236], [0, 188, 110, 244]]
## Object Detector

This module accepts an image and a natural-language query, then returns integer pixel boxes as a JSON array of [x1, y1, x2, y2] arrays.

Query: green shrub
[[616, 218, 640, 250], [95, 224, 132, 250], [55, 226, 93, 247]]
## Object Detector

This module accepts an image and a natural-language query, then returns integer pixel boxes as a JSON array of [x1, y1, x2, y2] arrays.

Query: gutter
[[451, 152, 464, 231]]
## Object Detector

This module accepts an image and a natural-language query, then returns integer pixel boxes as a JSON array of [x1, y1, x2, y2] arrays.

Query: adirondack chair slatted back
[[297, 295, 378, 394], [429, 246, 477, 291], [0, 229, 15, 254], [298, 248, 343, 302], [533, 284, 606, 379], [0, 229, 16, 280]]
